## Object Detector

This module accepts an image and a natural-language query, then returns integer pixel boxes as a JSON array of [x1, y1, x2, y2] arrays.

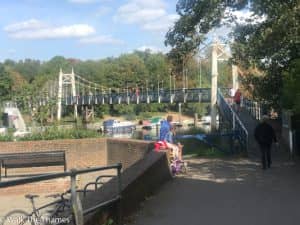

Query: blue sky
[[0, 0, 179, 61]]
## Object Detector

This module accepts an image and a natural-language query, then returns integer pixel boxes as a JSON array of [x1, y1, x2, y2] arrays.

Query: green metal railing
[[0, 163, 122, 225]]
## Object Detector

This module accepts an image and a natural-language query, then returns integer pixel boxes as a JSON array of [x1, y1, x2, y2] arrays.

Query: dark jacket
[[254, 122, 277, 147]]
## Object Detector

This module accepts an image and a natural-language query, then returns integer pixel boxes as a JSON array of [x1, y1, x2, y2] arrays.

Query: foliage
[[0, 135, 13, 142], [0, 64, 13, 101], [101, 218, 114, 225], [1, 47, 232, 123], [231, 1, 299, 110], [166, 0, 299, 112], [165, 0, 246, 56], [179, 138, 227, 158], [282, 59, 300, 113], [182, 103, 209, 117], [14, 127, 101, 141]]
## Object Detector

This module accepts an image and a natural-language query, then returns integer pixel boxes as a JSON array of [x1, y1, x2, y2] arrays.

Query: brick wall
[[0, 138, 154, 196], [106, 138, 154, 170], [0, 138, 107, 172], [83, 151, 172, 225], [0, 178, 70, 195]]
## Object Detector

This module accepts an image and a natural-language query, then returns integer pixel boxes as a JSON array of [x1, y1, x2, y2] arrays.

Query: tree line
[[0, 50, 232, 123]]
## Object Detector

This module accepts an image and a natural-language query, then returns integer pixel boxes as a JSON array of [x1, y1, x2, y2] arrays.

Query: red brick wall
[[0, 138, 154, 196], [106, 138, 154, 170], [83, 151, 172, 225], [0, 178, 70, 195], [0, 138, 107, 173]]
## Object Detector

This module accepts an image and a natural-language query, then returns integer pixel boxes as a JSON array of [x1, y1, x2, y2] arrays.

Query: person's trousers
[[260, 145, 272, 169]]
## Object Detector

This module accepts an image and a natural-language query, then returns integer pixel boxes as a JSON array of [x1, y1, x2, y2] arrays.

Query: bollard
[[194, 113, 198, 128], [232, 114, 236, 130], [127, 96, 130, 104], [117, 163, 122, 225], [70, 169, 84, 225]]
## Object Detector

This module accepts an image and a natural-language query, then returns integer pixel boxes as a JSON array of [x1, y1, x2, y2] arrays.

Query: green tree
[[0, 65, 13, 101], [166, 0, 299, 111], [282, 59, 300, 113]]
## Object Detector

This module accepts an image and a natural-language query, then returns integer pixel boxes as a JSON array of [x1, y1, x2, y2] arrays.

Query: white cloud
[[4, 19, 47, 32], [79, 35, 124, 45], [142, 14, 179, 32], [232, 10, 266, 25], [4, 19, 95, 39], [68, 0, 112, 3], [114, 0, 178, 33], [68, 0, 98, 3], [117, 8, 166, 24], [136, 45, 164, 53]]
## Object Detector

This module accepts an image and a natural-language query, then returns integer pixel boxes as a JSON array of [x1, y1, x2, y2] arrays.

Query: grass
[[179, 137, 227, 158], [175, 125, 245, 158], [0, 126, 102, 142]]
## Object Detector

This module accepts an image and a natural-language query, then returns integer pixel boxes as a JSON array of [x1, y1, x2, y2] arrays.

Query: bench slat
[[0, 151, 66, 180]]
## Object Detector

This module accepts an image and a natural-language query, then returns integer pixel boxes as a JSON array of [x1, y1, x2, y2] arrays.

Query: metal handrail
[[217, 90, 249, 152], [243, 98, 263, 121], [63, 88, 211, 106], [0, 163, 122, 225]]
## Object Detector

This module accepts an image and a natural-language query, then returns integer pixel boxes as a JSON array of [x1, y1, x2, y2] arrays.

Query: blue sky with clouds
[[0, 0, 179, 61]]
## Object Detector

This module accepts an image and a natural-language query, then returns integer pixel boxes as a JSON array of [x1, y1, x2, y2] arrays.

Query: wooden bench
[[0, 151, 66, 180]]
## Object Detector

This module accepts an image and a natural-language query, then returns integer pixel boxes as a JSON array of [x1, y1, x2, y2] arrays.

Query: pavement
[[128, 156, 300, 225], [129, 106, 300, 225]]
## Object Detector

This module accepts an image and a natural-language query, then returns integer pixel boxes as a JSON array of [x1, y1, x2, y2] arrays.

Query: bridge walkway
[[129, 157, 300, 225]]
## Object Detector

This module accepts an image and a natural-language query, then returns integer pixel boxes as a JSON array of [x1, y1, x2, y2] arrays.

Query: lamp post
[[157, 79, 159, 97], [185, 68, 188, 89], [146, 80, 149, 96], [182, 65, 185, 90], [169, 70, 172, 93], [173, 73, 176, 94], [199, 56, 202, 88]]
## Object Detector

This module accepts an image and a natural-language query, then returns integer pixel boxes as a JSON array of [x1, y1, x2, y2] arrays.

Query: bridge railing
[[0, 163, 122, 225], [243, 98, 271, 121], [63, 88, 211, 106], [243, 98, 262, 121], [217, 90, 248, 152]]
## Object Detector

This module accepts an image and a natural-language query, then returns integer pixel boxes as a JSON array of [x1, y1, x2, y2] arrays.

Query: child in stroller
[[155, 126, 187, 175]]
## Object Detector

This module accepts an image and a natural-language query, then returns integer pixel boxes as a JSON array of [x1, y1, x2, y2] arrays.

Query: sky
[[0, 0, 179, 62]]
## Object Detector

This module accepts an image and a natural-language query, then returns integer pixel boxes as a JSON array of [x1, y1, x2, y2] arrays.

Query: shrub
[[0, 126, 101, 142]]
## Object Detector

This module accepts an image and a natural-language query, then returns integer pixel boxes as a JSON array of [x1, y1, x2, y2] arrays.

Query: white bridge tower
[[57, 68, 78, 121]]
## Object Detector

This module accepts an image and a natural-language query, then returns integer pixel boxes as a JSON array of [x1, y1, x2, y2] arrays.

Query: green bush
[[0, 127, 101, 142], [0, 135, 13, 142], [179, 138, 227, 158]]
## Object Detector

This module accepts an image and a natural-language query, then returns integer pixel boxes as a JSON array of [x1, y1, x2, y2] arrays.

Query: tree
[[0, 65, 13, 101], [166, 0, 299, 111], [282, 59, 300, 113]]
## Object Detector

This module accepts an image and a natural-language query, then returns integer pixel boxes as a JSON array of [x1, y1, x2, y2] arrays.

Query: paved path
[[129, 157, 300, 225], [129, 105, 300, 225]]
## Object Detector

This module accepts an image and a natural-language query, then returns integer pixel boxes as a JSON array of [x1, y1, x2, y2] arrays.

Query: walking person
[[234, 88, 242, 112], [254, 115, 278, 170]]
